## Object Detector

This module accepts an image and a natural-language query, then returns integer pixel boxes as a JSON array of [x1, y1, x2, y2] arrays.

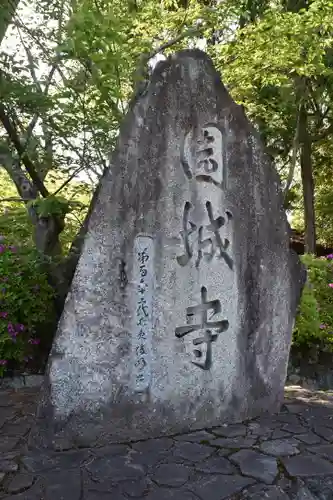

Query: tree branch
[[0, 103, 49, 197], [283, 98, 303, 202]]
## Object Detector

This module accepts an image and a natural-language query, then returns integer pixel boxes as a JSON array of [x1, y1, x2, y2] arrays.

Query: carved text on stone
[[132, 235, 154, 391], [177, 201, 233, 270], [181, 125, 224, 188], [175, 286, 229, 370]]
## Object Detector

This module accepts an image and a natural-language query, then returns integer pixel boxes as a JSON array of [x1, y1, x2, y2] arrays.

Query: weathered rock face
[[33, 49, 305, 448]]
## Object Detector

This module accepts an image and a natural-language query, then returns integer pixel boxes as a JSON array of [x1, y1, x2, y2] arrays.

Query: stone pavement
[[2, 386, 333, 499]]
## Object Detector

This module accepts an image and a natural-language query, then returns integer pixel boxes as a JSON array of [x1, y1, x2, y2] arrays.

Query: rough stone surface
[[211, 424, 247, 438], [230, 449, 278, 484], [189, 475, 256, 500], [3, 386, 333, 499], [282, 454, 333, 476], [295, 433, 322, 445], [5, 474, 35, 494], [152, 464, 190, 487], [31, 49, 304, 448], [259, 438, 300, 456]]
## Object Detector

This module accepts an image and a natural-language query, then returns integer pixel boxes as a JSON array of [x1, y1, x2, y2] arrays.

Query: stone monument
[[33, 49, 305, 448]]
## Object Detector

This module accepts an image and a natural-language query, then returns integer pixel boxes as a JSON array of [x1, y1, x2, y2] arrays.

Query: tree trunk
[[299, 104, 316, 254]]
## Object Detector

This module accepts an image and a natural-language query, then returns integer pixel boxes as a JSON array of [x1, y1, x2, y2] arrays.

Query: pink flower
[[329, 284, 333, 289], [0, 312, 8, 318], [327, 254, 333, 260], [0, 244, 5, 253], [7, 322, 15, 334], [28, 338, 40, 345], [320, 324, 327, 329], [0, 360, 7, 365]]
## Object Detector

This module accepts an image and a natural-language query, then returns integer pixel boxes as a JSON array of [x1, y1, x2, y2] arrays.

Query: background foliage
[[0, 0, 333, 373]]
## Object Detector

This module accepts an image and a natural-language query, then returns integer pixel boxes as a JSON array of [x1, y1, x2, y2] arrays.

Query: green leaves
[[293, 254, 333, 350], [0, 238, 55, 375]]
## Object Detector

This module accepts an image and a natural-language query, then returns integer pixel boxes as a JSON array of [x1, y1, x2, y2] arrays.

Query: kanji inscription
[[175, 286, 229, 370], [132, 235, 155, 391], [177, 201, 233, 270], [181, 125, 224, 188]]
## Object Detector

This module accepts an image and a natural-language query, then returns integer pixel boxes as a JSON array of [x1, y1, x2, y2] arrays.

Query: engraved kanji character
[[196, 128, 219, 174], [177, 202, 197, 266], [196, 201, 233, 270], [136, 344, 146, 356], [135, 357, 147, 371], [138, 248, 149, 264], [137, 297, 149, 318], [175, 286, 229, 370], [138, 328, 147, 339]]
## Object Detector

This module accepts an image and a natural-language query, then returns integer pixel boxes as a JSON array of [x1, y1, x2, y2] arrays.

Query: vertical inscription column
[[176, 124, 232, 370], [132, 234, 155, 391]]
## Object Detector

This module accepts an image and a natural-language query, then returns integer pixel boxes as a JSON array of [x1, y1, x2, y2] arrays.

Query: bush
[[293, 253, 333, 350], [0, 237, 55, 376]]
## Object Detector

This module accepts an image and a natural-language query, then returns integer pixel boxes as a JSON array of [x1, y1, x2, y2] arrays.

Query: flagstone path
[[1, 384, 333, 499]]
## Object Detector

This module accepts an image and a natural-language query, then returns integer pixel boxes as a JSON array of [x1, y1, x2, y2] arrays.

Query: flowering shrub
[[0, 238, 55, 376], [293, 254, 333, 350]]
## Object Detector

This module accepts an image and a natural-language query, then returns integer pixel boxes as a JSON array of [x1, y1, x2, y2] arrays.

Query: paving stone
[[130, 450, 169, 469], [247, 422, 273, 438], [243, 485, 290, 499], [85, 492, 127, 500], [188, 474, 255, 500], [0, 472, 5, 483], [21, 449, 91, 472], [173, 431, 214, 443], [84, 492, 127, 500], [172, 442, 213, 462], [239, 483, 268, 498], [295, 433, 322, 445], [282, 423, 308, 434], [5, 474, 35, 494], [195, 456, 238, 474], [304, 476, 333, 499], [152, 463, 191, 487], [282, 454, 333, 477], [1, 479, 44, 500], [217, 448, 233, 457], [0, 460, 18, 472], [271, 429, 292, 440], [2, 420, 32, 437], [132, 438, 174, 453], [210, 437, 256, 449], [276, 414, 302, 425], [260, 439, 300, 457], [312, 425, 333, 441], [276, 476, 293, 492], [0, 393, 15, 407], [211, 424, 247, 438], [0, 437, 20, 453], [44, 469, 82, 500], [145, 489, 199, 500], [254, 416, 283, 427], [86, 455, 145, 482], [306, 444, 333, 461], [322, 417, 333, 429], [293, 486, 318, 499], [120, 477, 149, 497], [285, 404, 310, 414], [82, 469, 115, 493], [92, 444, 130, 457], [230, 449, 278, 484]]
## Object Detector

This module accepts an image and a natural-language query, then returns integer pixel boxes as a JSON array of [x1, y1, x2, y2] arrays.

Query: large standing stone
[[33, 49, 305, 448]]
